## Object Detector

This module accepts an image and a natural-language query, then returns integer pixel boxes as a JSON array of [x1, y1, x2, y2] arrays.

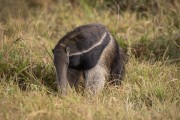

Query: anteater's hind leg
[[84, 65, 107, 94], [110, 47, 125, 85]]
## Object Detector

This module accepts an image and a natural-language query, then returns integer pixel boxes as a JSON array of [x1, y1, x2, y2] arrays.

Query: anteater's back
[[59, 23, 109, 54], [55, 23, 112, 70]]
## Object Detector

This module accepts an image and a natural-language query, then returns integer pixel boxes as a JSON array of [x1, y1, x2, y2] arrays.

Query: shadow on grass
[[3, 64, 57, 92]]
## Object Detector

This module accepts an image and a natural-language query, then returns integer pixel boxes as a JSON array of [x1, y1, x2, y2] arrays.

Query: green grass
[[0, 0, 180, 120]]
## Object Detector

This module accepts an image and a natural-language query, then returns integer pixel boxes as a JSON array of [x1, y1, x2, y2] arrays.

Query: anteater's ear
[[66, 47, 70, 55]]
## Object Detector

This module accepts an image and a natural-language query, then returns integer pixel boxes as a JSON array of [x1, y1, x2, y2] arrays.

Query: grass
[[0, 0, 180, 119]]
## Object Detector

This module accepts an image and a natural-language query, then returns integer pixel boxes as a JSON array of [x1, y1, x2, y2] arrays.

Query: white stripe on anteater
[[69, 32, 107, 56], [84, 32, 115, 93]]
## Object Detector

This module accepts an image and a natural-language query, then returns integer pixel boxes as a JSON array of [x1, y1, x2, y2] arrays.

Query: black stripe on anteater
[[69, 32, 110, 70]]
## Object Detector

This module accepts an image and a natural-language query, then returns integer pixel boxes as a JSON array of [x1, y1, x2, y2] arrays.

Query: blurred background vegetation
[[0, 0, 179, 62]]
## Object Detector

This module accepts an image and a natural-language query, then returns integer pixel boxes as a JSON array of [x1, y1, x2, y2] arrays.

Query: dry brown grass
[[0, 0, 180, 120]]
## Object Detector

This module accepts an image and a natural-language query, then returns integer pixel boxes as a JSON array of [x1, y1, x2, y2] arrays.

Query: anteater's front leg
[[67, 68, 82, 91], [84, 65, 107, 95]]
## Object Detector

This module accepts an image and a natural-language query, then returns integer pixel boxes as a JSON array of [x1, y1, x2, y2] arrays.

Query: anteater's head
[[52, 43, 70, 94]]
